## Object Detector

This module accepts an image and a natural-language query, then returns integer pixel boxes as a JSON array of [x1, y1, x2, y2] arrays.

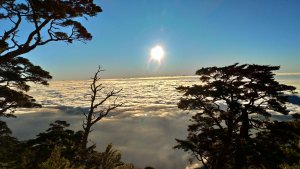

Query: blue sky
[[25, 0, 300, 80]]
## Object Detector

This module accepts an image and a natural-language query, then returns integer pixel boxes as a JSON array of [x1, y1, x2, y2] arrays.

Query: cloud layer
[[4, 76, 300, 168]]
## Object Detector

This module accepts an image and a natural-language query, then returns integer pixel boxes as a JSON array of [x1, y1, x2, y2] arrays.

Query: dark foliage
[[0, 56, 52, 116], [0, 120, 21, 168], [0, 0, 101, 115], [175, 63, 297, 169], [0, 0, 102, 63], [8, 120, 136, 169], [253, 120, 300, 168], [23, 120, 83, 168], [0, 1, 139, 168]]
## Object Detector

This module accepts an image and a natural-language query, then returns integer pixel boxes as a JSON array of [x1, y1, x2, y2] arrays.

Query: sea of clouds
[[4, 75, 300, 169]]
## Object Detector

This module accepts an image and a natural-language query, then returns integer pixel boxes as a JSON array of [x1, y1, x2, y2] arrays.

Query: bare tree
[[81, 66, 122, 150]]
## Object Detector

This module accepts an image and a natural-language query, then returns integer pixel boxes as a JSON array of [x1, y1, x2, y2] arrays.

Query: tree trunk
[[240, 110, 249, 139], [235, 110, 249, 169], [214, 118, 234, 169], [82, 124, 91, 150], [234, 138, 246, 169]]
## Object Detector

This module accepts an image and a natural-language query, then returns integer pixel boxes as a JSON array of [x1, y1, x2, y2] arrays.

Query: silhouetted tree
[[23, 120, 83, 168], [38, 146, 84, 169], [98, 144, 134, 169], [252, 119, 300, 168], [0, 0, 102, 64], [0, 57, 52, 116], [0, 120, 21, 168], [82, 66, 122, 150], [20, 120, 136, 169], [175, 63, 296, 169], [0, 0, 102, 115]]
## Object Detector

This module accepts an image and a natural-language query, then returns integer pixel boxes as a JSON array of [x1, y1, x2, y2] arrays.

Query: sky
[[23, 0, 300, 80]]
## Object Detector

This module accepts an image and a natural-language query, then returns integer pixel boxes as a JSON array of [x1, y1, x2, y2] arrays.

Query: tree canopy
[[0, 2, 144, 169], [0, 0, 102, 116], [175, 63, 297, 169], [0, 120, 137, 169], [0, 0, 102, 63], [0, 56, 52, 116]]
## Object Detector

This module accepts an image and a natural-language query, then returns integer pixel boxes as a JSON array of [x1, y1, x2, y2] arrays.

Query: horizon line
[[50, 72, 300, 81]]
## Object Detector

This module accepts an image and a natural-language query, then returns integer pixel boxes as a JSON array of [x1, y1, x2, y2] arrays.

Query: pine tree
[[175, 63, 296, 169]]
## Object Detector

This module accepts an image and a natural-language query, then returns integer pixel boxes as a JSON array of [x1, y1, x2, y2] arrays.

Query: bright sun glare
[[150, 45, 165, 64]]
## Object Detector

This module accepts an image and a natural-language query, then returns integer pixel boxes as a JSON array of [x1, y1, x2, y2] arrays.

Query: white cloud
[[5, 76, 300, 168]]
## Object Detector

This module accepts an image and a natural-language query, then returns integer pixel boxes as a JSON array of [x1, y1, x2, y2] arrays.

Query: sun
[[150, 45, 165, 64]]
